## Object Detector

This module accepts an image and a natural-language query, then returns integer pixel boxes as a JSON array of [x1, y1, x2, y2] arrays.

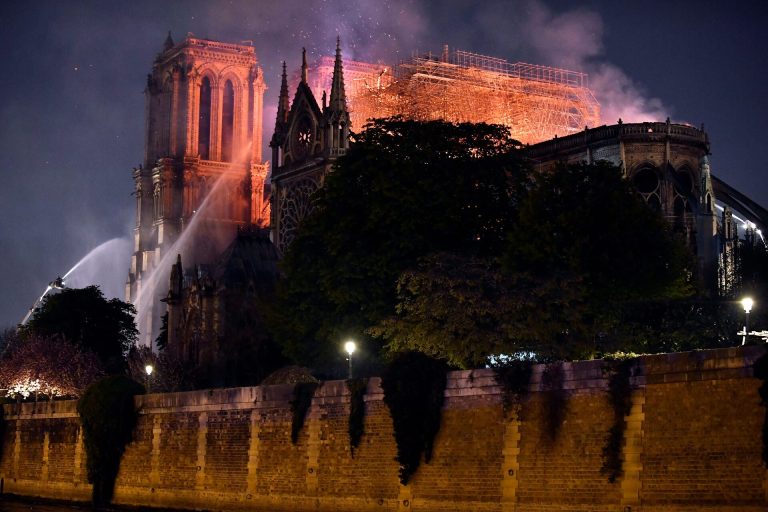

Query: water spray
[[19, 238, 130, 327]]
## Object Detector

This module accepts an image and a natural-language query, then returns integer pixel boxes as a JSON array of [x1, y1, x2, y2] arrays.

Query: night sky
[[1, 0, 767, 329]]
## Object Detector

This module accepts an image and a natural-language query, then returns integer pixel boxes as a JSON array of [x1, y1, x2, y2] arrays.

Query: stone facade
[[127, 34, 269, 344], [2, 346, 767, 511], [269, 41, 350, 254]]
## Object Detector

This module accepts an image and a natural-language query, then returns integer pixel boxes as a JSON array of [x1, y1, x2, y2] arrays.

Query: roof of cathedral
[[212, 228, 280, 291]]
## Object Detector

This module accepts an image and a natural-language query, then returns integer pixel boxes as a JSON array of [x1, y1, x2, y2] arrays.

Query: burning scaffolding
[[306, 46, 600, 145]]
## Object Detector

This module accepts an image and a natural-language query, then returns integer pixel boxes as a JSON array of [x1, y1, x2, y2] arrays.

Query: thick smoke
[[516, 0, 669, 124]]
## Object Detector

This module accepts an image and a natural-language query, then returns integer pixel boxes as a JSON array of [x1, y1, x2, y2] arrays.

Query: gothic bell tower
[[270, 38, 350, 253], [127, 32, 268, 345]]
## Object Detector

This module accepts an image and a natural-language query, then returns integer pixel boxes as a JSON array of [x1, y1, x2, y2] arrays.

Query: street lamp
[[145, 364, 154, 393], [344, 340, 356, 379], [741, 297, 754, 345]]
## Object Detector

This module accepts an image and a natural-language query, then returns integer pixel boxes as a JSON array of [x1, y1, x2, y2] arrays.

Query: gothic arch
[[221, 79, 236, 162], [630, 164, 662, 211]]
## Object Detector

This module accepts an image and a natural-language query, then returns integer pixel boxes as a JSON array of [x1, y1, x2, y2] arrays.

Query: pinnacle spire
[[271, 61, 290, 148], [163, 31, 174, 51], [278, 61, 290, 122], [328, 37, 347, 115], [301, 47, 308, 84]]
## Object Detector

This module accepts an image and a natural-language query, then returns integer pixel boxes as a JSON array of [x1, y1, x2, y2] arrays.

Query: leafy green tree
[[377, 161, 694, 363], [271, 119, 526, 373], [371, 253, 588, 367], [19, 286, 137, 373]]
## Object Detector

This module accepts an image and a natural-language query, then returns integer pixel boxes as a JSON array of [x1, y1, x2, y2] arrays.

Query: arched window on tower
[[221, 80, 235, 162], [198, 77, 212, 159]]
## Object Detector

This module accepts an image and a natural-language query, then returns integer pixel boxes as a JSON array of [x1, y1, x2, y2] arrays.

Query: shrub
[[77, 375, 144, 507]]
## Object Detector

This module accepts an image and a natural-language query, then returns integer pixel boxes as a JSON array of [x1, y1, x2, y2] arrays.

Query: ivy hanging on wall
[[601, 355, 639, 483], [381, 352, 448, 485], [541, 362, 568, 442], [290, 381, 320, 444], [491, 359, 533, 417], [77, 375, 144, 507], [346, 377, 369, 456], [752, 348, 768, 466]]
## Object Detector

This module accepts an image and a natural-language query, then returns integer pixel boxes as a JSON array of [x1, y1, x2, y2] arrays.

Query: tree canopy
[[272, 119, 697, 370], [0, 334, 104, 399], [270, 118, 526, 374], [19, 285, 137, 373], [374, 161, 695, 364]]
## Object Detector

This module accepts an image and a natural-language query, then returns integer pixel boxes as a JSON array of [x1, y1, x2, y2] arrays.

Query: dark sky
[[1, 0, 767, 328]]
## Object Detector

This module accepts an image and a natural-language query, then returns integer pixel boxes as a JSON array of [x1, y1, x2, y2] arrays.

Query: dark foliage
[[20, 286, 137, 373], [752, 348, 768, 466], [381, 352, 449, 484], [504, 161, 693, 359], [271, 118, 526, 373], [155, 312, 168, 351], [290, 381, 320, 444], [604, 299, 739, 355], [601, 357, 639, 482], [77, 375, 144, 507], [346, 378, 369, 456], [491, 359, 534, 416], [540, 362, 568, 442]]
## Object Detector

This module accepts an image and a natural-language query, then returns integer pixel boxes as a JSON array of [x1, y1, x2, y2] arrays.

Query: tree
[[19, 286, 137, 373], [376, 162, 695, 363], [126, 345, 196, 393], [370, 253, 588, 367], [501, 161, 693, 357], [271, 118, 526, 373], [0, 334, 104, 399]]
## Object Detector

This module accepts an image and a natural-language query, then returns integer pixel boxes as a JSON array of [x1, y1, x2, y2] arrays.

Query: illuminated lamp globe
[[345, 341, 356, 355], [145, 364, 154, 376], [742, 297, 754, 314]]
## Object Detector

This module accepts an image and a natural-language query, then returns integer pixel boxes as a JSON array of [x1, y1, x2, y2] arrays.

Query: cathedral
[[128, 34, 352, 383], [129, 33, 766, 384]]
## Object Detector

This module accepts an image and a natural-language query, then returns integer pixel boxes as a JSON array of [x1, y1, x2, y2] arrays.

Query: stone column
[[73, 426, 83, 484], [246, 409, 261, 496], [149, 415, 162, 488], [500, 415, 522, 510], [195, 412, 208, 490], [41, 431, 50, 482]]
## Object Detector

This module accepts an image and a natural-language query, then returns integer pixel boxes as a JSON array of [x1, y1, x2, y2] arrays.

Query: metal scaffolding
[[308, 47, 600, 144]]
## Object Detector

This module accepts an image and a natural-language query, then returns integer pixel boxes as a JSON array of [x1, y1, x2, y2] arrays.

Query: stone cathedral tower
[[270, 39, 350, 254], [127, 33, 268, 344]]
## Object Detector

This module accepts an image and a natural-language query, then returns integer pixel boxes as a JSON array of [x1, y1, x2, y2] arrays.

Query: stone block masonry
[[1, 346, 767, 511]]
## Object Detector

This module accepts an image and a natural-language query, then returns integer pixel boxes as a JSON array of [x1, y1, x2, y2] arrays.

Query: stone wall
[[1, 346, 767, 511]]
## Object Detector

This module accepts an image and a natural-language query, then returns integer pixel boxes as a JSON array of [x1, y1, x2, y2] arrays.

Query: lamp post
[[741, 297, 754, 345], [344, 340, 356, 380], [145, 364, 154, 393]]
